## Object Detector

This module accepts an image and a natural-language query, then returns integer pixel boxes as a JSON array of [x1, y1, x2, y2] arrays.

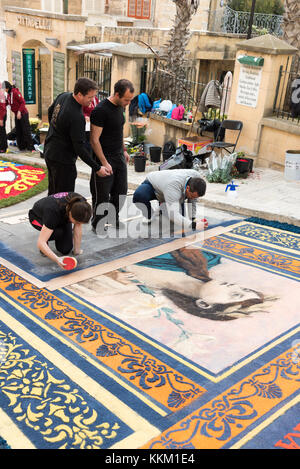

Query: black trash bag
[[162, 140, 176, 161], [197, 118, 225, 141], [7, 127, 17, 140], [159, 144, 194, 171], [183, 146, 195, 169]]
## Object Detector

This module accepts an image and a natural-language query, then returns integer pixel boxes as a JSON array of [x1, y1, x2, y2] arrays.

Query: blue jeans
[[133, 180, 157, 219]]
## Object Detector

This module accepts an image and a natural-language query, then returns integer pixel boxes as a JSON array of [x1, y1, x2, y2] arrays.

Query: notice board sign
[[236, 64, 262, 108], [53, 52, 65, 100], [22, 48, 36, 104], [12, 51, 22, 92]]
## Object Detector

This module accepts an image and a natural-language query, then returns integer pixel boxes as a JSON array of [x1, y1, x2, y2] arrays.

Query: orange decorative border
[[203, 236, 300, 277], [143, 344, 300, 449], [0, 265, 205, 413]]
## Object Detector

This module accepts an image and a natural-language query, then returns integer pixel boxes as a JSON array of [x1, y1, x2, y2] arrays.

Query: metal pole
[[247, 0, 256, 39]]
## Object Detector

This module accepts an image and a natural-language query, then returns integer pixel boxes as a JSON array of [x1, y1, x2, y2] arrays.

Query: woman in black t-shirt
[[28, 192, 91, 269]]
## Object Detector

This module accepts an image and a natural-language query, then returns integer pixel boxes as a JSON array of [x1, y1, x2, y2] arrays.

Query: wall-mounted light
[[46, 38, 60, 48], [3, 30, 16, 38]]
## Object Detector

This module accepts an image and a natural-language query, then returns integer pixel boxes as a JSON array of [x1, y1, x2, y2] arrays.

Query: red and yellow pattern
[[0, 161, 45, 199]]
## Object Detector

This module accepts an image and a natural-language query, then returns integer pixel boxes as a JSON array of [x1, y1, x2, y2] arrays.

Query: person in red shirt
[[0, 83, 7, 153], [3, 81, 35, 152]]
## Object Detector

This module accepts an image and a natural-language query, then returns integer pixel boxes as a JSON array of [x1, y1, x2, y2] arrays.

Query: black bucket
[[150, 146, 161, 162], [235, 157, 253, 174], [134, 155, 147, 172]]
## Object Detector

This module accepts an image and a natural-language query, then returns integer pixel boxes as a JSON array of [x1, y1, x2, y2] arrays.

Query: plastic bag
[[159, 100, 173, 113], [159, 145, 194, 171], [207, 151, 237, 183]]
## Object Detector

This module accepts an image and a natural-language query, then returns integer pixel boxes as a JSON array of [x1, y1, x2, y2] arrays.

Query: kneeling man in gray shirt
[[133, 169, 207, 231]]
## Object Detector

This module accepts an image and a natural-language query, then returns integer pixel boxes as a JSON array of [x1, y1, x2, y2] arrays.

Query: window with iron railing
[[128, 0, 151, 19], [273, 55, 300, 124]]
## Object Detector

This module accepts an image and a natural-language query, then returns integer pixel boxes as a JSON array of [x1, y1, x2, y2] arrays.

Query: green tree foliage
[[228, 0, 284, 15]]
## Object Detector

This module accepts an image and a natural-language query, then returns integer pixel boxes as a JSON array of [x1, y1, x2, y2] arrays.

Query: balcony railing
[[209, 6, 283, 36]]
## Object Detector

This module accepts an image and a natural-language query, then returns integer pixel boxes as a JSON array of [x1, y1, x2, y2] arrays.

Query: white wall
[[0, 21, 7, 84], [0, 20, 11, 131]]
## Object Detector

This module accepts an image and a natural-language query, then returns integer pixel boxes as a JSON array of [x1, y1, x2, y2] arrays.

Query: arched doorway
[[22, 40, 52, 121]]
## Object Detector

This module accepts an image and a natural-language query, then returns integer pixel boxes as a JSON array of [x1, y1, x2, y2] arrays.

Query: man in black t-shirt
[[90, 79, 134, 231], [44, 78, 110, 195]]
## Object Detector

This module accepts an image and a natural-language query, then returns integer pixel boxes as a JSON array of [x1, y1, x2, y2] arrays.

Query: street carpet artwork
[[0, 160, 46, 201], [0, 209, 239, 283], [0, 220, 300, 449]]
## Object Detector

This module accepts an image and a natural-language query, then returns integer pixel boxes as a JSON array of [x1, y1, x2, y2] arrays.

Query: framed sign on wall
[[22, 48, 36, 104], [53, 52, 65, 100], [11, 51, 22, 92]]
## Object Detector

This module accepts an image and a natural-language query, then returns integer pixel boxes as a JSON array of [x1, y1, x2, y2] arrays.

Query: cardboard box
[[177, 136, 213, 155]]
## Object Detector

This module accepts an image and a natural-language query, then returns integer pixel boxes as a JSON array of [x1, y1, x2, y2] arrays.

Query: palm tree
[[161, 0, 200, 104], [282, 0, 300, 54]]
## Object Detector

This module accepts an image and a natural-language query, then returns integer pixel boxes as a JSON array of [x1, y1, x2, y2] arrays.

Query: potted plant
[[130, 119, 147, 146], [206, 152, 237, 184], [29, 117, 41, 145], [133, 150, 147, 172]]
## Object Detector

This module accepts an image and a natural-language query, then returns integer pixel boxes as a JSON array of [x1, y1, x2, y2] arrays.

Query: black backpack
[[162, 140, 176, 160]]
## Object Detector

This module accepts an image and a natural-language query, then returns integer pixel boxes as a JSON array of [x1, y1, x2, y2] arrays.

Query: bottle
[[225, 180, 238, 199], [187, 111, 193, 123]]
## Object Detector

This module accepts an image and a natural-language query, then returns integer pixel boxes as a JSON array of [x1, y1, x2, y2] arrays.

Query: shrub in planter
[[134, 152, 147, 172], [29, 117, 41, 145], [29, 117, 41, 133], [127, 144, 144, 165], [130, 121, 147, 146], [206, 151, 237, 184]]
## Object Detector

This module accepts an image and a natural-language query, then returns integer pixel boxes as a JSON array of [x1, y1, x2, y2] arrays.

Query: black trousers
[[90, 156, 127, 228], [0, 115, 7, 153], [28, 209, 73, 255], [15, 112, 34, 151], [45, 158, 77, 196]]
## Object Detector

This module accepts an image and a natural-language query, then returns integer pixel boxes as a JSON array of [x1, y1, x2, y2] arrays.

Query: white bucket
[[285, 150, 300, 181]]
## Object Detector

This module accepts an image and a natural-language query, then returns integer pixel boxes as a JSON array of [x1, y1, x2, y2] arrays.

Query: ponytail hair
[[3, 81, 12, 93], [65, 193, 92, 223]]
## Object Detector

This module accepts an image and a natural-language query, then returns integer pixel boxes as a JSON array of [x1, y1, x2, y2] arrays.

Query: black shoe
[[105, 218, 125, 230], [91, 221, 108, 234], [91, 218, 99, 233], [114, 219, 125, 230]]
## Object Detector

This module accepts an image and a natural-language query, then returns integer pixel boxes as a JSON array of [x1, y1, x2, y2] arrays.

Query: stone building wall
[[68, 0, 82, 15], [1, 0, 82, 14], [85, 25, 239, 62], [2, 0, 40, 9]]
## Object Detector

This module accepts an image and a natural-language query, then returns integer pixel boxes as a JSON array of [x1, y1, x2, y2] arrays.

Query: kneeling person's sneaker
[[113, 219, 126, 230], [142, 217, 152, 225], [142, 209, 161, 225]]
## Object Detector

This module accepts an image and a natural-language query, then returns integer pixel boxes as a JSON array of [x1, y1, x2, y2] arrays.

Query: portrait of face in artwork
[[125, 247, 277, 321]]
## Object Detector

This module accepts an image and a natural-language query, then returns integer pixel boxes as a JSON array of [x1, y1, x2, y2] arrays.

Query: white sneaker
[[142, 209, 161, 225]]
